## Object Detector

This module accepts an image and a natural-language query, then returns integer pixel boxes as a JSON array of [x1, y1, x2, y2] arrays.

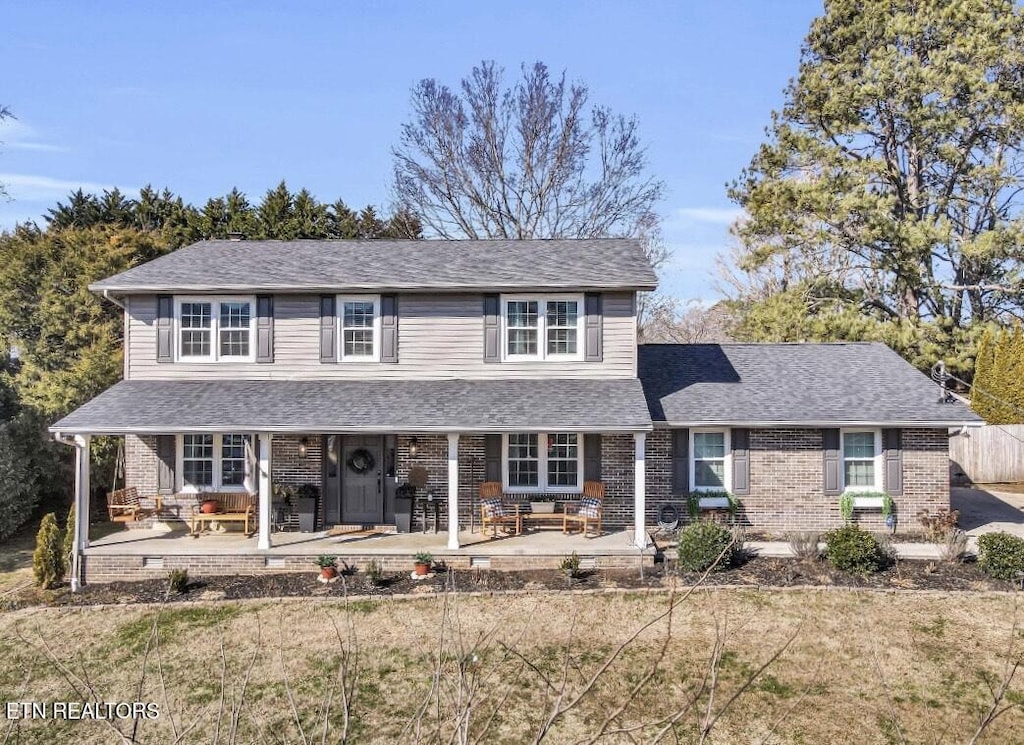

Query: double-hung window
[[176, 297, 254, 362], [338, 295, 380, 361], [502, 295, 582, 361], [691, 429, 730, 491], [841, 429, 882, 490], [503, 432, 583, 492], [180, 433, 251, 491]]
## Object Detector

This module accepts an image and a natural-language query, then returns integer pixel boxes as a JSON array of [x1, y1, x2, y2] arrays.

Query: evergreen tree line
[[970, 327, 1024, 425], [0, 183, 419, 539]]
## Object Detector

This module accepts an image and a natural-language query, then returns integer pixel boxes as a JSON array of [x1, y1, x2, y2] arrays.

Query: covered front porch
[[51, 378, 654, 587]]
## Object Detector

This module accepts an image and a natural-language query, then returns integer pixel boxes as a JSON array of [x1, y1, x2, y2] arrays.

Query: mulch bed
[[5, 555, 1018, 609]]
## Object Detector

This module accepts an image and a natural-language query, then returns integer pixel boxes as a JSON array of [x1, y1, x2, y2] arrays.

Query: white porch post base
[[257, 433, 273, 550], [633, 432, 646, 549], [71, 434, 91, 592], [447, 433, 460, 549]]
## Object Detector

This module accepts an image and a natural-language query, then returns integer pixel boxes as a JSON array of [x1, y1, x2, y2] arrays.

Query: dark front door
[[342, 436, 383, 524]]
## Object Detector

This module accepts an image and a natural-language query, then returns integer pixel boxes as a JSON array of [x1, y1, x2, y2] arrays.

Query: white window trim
[[840, 427, 884, 492], [174, 296, 256, 363], [501, 294, 584, 362], [689, 428, 731, 492], [337, 294, 381, 362], [501, 432, 584, 494], [177, 433, 252, 493]]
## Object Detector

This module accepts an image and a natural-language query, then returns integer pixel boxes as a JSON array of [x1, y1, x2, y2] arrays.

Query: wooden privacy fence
[[949, 424, 1024, 484]]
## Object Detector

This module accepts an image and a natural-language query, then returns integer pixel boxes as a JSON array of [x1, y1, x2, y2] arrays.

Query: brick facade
[[123, 427, 949, 536], [645, 427, 949, 534]]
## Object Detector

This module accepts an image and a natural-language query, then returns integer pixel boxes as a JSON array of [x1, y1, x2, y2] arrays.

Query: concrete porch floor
[[85, 523, 650, 559]]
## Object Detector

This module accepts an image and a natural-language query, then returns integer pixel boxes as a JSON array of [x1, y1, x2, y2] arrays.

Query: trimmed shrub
[[824, 525, 887, 574], [32, 512, 64, 589], [977, 532, 1024, 581], [677, 521, 736, 572]]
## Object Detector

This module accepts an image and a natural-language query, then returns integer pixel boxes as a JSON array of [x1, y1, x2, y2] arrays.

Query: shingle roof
[[89, 239, 659, 293], [49, 378, 653, 434], [638, 342, 983, 426]]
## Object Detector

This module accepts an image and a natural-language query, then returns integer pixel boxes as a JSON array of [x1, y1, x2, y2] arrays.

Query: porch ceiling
[[50, 378, 653, 435]]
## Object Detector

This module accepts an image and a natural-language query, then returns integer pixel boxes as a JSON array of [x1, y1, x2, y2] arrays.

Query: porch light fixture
[[298, 437, 309, 458], [409, 437, 419, 457]]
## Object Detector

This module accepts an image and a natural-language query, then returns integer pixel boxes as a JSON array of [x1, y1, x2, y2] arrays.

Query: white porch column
[[70, 434, 91, 592], [633, 432, 646, 549], [447, 433, 460, 549], [257, 433, 273, 550]]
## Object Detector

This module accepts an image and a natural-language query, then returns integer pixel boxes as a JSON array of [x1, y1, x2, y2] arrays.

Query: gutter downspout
[[101, 289, 126, 309]]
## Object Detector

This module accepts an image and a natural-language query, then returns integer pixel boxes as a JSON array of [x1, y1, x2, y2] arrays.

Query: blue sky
[[0, 1, 821, 302]]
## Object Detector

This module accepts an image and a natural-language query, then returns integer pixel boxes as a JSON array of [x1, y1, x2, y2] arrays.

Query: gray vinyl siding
[[126, 292, 637, 380]]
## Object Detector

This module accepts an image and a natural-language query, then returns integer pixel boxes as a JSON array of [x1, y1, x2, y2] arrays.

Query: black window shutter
[[320, 295, 336, 363], [822, 428, 841, 496], [484, 434, 502, 482], [672, 428, 690, 494], [584, 433, 602, 481], [731, 428, 750, 496], [156, 295, 173, 362], [156, 435, 175, 494], [584, 293, 603, 362], [380, 294, 399, 363], [483, 294, 500, 363], [255, 295, 274, 363], [883, 428, 903, 495]]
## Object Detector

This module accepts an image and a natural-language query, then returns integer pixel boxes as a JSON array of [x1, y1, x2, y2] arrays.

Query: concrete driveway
[[952, 486, 1024, 538]]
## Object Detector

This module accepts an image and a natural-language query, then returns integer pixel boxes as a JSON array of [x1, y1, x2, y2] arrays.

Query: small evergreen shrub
[[676, 521, 736, 572], [168, 569, 189, 594], [32, 512, 65, 589], [977, 532, 1024, 581], [824, 525, 887, 574]]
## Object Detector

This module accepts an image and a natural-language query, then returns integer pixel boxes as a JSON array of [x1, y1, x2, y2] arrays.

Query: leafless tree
[[392, 61, 665, 252], [641, 297, 735, 344]]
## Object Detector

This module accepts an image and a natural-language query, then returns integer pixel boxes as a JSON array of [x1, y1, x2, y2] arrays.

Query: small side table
[[418, 496, 442, 533]]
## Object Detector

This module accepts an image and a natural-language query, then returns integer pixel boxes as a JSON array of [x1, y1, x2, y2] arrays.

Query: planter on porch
[[697, 496, 731, 509], [295, 498, 316, 532], [529, 501, 557, 514]]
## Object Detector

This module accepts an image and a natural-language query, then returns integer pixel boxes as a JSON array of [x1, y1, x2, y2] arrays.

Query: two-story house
[[51, 238, 980, 586]]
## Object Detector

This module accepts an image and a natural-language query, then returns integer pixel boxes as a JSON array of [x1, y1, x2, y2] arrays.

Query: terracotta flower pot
[[201, 499, 219, 514], [414, 562, 431, 576], [320, 566, 337, 580]]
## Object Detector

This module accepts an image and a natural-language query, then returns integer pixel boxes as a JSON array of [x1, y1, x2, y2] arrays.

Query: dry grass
[[0, 588, 1022, 743]]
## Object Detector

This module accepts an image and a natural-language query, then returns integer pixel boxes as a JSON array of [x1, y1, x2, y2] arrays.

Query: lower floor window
[[842, 429, 881, 489], [691, 429, 729, 490], [504, 432, 582, 491], [181, 433, 251, 490]]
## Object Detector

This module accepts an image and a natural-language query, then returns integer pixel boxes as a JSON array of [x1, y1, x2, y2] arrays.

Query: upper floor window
[[338, 295, 380, 361], [176, 297, 254, 362], [502, 294, 582, 361], [841, 429, 882, 491]]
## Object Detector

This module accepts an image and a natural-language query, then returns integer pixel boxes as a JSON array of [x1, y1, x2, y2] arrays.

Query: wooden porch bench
[[189, 492, 257, 537]]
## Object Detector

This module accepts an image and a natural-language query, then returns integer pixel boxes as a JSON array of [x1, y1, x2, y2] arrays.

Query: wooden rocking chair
[[479, 481, 522, 537], [563, 481, 604, 537]]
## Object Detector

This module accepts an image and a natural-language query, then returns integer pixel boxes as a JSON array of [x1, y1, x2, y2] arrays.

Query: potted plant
[[295, 483, 319, 532], [315, 554, 338, 580], [413, 551, 433, 576], [200, 497, 219, 514]]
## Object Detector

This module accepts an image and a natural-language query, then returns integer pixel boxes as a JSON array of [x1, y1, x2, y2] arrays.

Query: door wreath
[[347, 448, 376, 474]]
